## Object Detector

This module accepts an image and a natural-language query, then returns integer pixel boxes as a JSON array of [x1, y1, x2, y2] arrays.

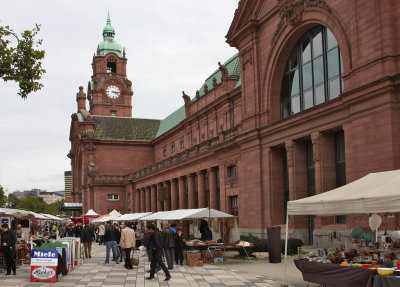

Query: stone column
[[197, 170, 206, 208], [209, 167, 218, 209], [163, 181, 171, 211], [170, 179, 178, 210], [140, 188, 146, 212], [157, 183, 164, 211], [146, 186, 151, 212], [151, 184, 157, 211], [188, 173, 196, 209], [179, 176, 187, 209], [135, 189, 140, 213]]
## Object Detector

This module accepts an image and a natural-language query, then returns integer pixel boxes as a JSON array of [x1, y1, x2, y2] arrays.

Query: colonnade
[[133, 167, 219, 213]]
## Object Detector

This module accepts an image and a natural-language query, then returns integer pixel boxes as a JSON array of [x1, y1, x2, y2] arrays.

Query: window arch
[[281, 25, 344, 118]]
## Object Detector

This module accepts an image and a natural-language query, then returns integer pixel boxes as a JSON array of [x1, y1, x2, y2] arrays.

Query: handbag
[[131, 256, 139, 266]]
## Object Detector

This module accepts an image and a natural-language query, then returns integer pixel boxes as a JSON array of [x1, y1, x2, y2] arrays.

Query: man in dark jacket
[[146, 224, 171, 281], [80, 222, 95, 258], [1, 224, 17, 275], [162, 223, 176, 269], [103, 221, 119, 264]]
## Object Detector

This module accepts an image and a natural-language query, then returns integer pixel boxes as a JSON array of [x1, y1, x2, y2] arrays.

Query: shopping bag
[[138, 245, 147, 257], [131, 256, 139, 266]]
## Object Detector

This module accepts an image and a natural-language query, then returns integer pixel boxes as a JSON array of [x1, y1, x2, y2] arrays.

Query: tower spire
[[107, 11, 111, 25]]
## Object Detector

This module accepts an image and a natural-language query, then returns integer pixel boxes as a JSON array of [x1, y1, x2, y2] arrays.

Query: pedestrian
[[113, 223, 121, 262], [146, 224, 171, 281], [103, 221, 120, 264], [66, 225, 72, 237], [98, 223, 105, 245], [74, 223, 82, 238], [119, 223, 135, 269], [175, 228, 185, 265], [80, 222, 95, 258], [144, 228, 160, 273], [162, 223, 176, 269], [1, 224, 17, 275]]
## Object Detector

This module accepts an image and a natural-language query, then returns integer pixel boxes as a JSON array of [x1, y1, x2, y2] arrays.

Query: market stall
[[91, 209, 122, 223], [283, 169, 400, 287], [83, 209, 100, 223], [140, 208, 239, 265]]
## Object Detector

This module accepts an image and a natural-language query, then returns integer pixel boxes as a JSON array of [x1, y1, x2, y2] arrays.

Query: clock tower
[[87, 13, 133, 117]]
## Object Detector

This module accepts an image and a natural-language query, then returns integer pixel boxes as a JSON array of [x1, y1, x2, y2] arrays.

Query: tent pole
[[281, 213, 289, 287]]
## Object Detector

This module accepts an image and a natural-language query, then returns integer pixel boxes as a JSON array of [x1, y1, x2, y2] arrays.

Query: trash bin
[[267, 226, 281, 263]]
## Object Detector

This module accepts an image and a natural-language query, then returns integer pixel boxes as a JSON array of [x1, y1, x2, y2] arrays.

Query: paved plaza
[[0, 243, 304, 287]]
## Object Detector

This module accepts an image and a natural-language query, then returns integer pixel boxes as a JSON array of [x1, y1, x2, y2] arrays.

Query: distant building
[[64, 171, 72, 202], [13, 189, 44, 199], [39, 193, 64, 204]]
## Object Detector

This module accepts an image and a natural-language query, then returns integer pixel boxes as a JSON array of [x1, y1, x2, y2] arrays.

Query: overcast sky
[[0, 0, 239, 193]]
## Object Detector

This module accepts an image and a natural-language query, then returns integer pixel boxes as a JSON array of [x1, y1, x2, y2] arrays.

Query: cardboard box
[[213, 249, 223, 257], [187, 258, 203, 266], [201, 251, 213, 263], [186, 252, 201, 261]]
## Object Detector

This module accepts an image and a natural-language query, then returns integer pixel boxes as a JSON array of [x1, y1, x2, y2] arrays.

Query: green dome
[[98, 13, 122, 57]]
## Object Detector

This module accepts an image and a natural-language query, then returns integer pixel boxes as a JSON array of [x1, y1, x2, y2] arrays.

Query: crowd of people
[[1, 218, 209, 281]]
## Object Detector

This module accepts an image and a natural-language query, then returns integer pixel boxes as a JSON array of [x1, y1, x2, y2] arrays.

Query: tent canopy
[[114, 212, 152, 221], [85, 209, 98, 216], [139, 208, 235, 221], [109, 209, 122, 217], [0, 208, 36, 219], [287, 169, 400, 216]]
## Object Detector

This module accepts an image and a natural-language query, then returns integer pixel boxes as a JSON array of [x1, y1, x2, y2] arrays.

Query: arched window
[[281, 26, 344, 118], [107, 56, 117, 73]]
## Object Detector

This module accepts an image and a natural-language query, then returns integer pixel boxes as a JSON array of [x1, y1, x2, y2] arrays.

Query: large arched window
[[281, 26, 344, 118]]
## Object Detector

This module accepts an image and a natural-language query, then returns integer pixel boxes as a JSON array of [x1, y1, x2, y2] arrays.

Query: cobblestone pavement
[[0, 243, 296, 287]]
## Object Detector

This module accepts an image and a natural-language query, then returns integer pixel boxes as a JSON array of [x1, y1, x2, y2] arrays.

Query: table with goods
[[294, 227, 400, 287]]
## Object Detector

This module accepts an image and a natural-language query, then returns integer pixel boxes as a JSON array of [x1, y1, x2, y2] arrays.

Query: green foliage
[[16, 195, 47, 213], [0, 185, 6, 207], [6, 193, 19, 208], [0, 24, 45, 99], [283, 238, 304, 255], [239, 235, 304, 256]]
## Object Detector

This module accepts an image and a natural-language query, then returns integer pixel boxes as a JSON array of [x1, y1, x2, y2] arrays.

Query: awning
[[114, 212, 152, 221], [139, 208, 235, 221], [60, 202, 82, 211], [85, 209, 98, 216], [287, 169, 400, 216], [0, 208, 35, 219]]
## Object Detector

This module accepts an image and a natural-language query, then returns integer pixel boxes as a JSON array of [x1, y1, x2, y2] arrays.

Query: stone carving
[[311, 134, 320, 162], [86, 143, 96, 151], [240, 46, 253, 70], [285, 142, 294, 168], [218, 62, 229, 81], [67, 151, 75, 159], [124, 78, 132, 88], [123, 47, 126, 57], [204, 84, 209, 94], [272, 0, 330, 44], [88, 161, 97, 177], [81, 129, 95, 139], [182, 91, 191, 109], [96, 45, 100, 55], [71, 113, 78, 121], [195, 90, 200, 100], [76, 86, 86, 101], [212, 77, 218, 88]]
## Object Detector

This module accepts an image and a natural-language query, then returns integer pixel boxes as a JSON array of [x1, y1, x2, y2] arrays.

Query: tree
[[7, 193, 20, 208], [15, 195, 47, 213], [0, 185, 6, 207], [0, 24, 45, 99]]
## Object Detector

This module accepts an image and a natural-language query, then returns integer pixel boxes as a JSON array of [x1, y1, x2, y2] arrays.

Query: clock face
[[106, 85, 120, 99]]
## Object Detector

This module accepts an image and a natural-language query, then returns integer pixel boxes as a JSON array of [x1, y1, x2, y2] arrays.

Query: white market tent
[[287, 169, 400, 216], [0, 208, 36, 219], [42, 214, 63, 221], [85, 209, 99, 216], [114, 212, 152, 221], [139, 208, 235, 221], [282, 169, 400, 286], [91, 209, 122, 223]]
